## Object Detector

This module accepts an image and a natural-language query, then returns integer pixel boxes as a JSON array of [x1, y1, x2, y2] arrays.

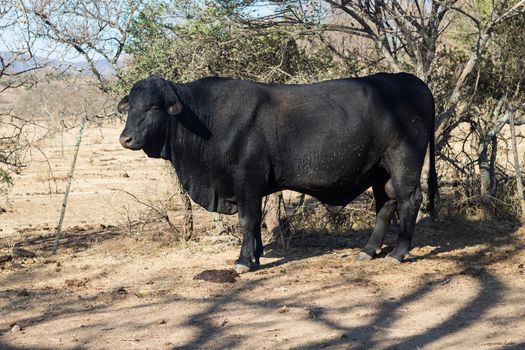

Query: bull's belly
[[273, 138, 381, 192], [278, 157, 379, 190], [278, 166, 381, 206]]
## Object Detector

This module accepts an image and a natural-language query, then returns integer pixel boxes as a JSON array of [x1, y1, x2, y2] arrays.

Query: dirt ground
[[1, 123, 525, 350]]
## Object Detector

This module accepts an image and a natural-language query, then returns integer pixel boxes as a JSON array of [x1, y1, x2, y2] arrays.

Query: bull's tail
[[427, 97, 438, 218]]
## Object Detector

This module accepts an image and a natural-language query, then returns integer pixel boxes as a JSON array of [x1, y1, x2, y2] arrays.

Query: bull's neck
[[167, 84, 211, 177]]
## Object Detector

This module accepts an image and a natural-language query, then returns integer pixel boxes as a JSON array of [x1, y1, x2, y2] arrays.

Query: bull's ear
[[162, 80, 183, 116], [167, 101, 183, 115], [117, 95, 130, 114]]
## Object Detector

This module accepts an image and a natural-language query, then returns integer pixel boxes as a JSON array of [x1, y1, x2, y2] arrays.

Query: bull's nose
[[119, 135, 133, 148]]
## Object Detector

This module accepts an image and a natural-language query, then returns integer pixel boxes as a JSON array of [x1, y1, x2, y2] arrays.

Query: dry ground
[[1, 123, 525, 350]]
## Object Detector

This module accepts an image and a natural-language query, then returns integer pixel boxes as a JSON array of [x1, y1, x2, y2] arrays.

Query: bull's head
[[118, 76, 182, 158]]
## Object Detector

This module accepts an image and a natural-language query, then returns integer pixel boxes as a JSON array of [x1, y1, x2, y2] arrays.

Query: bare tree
[[52, 115, 86, 254], [0, 3, 47, 90], [166, 163, 193, 241], [436, 0, 525, 151], [508, 103, 525, 222], [15, 0, 143, 92], [2, 0, 145, 249], [18, 0, 203, 244]]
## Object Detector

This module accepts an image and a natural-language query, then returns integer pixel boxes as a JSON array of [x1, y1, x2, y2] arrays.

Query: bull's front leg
[[234, 195, 263, 273]]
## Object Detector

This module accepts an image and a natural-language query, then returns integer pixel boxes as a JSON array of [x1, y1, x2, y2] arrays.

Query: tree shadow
[[16, 226, 120, 254]]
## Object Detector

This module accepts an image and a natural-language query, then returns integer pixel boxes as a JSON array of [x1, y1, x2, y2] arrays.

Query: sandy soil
[[1, 123, 525, 350]]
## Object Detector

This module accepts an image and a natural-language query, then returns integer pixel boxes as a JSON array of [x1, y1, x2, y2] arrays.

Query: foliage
[[484, 11, 525, 99], [113, 1, 352, 95]]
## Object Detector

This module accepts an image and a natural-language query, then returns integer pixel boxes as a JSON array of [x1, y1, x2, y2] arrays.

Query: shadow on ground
[[10, 225, 121, 254]]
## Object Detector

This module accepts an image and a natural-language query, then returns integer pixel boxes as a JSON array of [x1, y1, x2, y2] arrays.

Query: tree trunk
[[508, 106, 525, 223], [478, 139, 493, 220], [52, 117, 86, 254], [264, 192, 288, 243], [177, 178, 193, 241], [417, 146, 432, 221], [436, 32, 491, 152], [166, 162, 193, 240]]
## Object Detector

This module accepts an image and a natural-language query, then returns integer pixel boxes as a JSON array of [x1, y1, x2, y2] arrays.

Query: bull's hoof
[[356, 252, 373, 261], [384, 254, 403, 264], [233, 264, 251, 274]]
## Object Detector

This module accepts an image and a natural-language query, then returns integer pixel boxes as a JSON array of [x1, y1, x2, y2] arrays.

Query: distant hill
[[0, 51, 116, 77]]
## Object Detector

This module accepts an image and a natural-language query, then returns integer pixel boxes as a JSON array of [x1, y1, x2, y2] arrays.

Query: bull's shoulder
[[193, 76, 232, 84], [185, 77, 271, 103], [189, 76, 260, 90], [361, 72, 421, 82]]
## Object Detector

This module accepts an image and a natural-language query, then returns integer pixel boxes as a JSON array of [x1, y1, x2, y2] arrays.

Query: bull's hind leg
[[385, 144, 425, 262], [387, 186, 422, 262], [357, 175, 396, 261]]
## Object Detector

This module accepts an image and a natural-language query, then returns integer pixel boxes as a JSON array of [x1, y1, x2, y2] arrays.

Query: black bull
[[118, 73, 437, 272]]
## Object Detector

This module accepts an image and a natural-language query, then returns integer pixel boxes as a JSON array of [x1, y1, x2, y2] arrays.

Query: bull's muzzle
[[119, 135, 134, 149]]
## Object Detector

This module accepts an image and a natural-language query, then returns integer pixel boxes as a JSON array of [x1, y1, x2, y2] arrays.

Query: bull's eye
[[146, 105, 161, 112]]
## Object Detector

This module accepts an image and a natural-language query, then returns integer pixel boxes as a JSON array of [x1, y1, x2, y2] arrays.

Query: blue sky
[[0, 21, 88, 62]]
